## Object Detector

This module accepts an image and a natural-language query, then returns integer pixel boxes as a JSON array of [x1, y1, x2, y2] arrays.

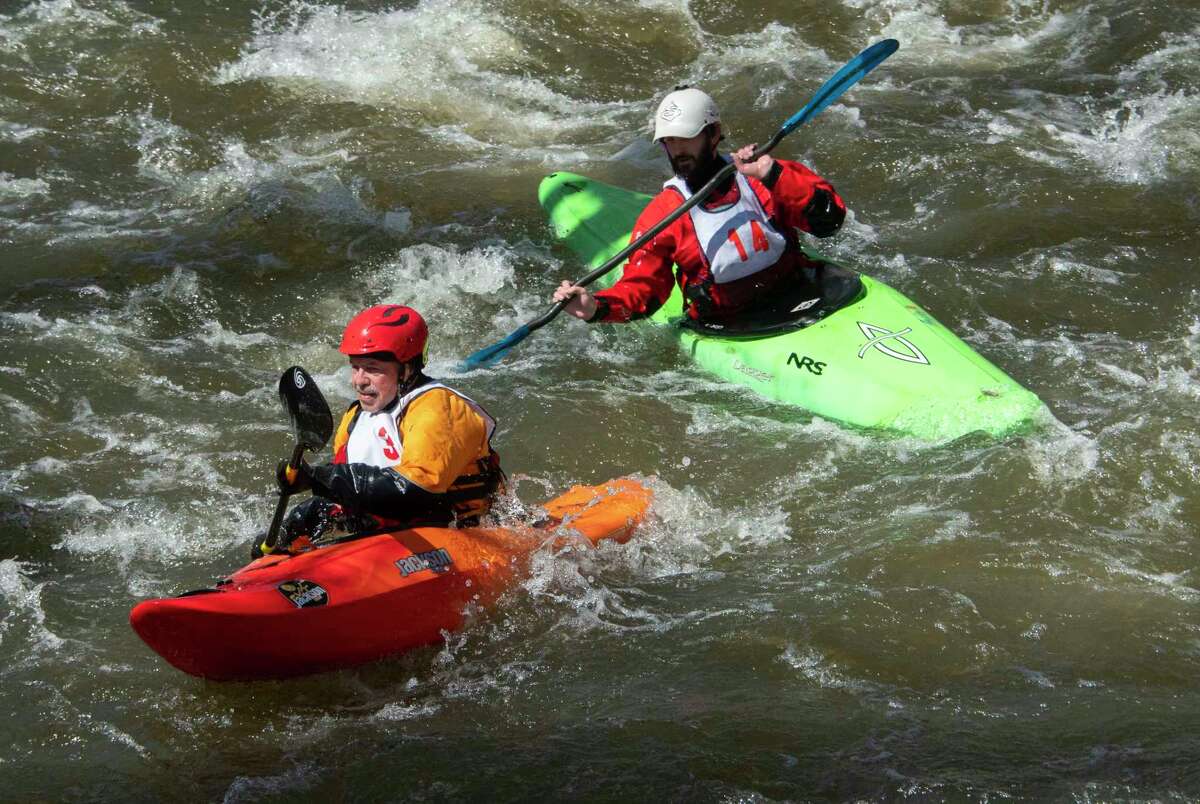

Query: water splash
[[213, 0, 626, 146], [1047, 91, 1200, 184], [0, 558, 63, 654]]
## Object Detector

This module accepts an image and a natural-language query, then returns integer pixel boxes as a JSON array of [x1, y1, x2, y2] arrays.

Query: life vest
[[663, 170, 788, 285], [333, 380, 502, 522]]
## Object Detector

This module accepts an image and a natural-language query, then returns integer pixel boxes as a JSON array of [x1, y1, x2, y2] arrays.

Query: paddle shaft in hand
[[265, 443, 307, 549], [263, 366, 335, 550], [461, 38, 899, 368]]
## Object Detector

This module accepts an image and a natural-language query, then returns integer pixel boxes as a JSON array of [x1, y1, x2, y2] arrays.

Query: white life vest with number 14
[[663, 170, 787, 284]]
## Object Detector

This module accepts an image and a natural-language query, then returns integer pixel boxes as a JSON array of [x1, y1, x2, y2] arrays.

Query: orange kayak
[[130, 478, 651, 681]]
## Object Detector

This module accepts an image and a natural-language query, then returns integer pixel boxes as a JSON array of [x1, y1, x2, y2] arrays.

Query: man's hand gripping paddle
[[261, 366, 334, 554], [460, 38, 899, 370]]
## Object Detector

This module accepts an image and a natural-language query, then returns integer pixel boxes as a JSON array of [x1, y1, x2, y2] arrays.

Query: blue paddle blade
[[779, 39, 899, 137], [460, 324, 533, 370]]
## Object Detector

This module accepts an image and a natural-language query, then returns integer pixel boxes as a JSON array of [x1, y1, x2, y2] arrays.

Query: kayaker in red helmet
[[256, 304, 503, 556], [553, 86, 848, 326]]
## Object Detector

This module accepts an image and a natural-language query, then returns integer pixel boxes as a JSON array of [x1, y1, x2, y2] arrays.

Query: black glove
[[308, 462, 450, 522], [276, 459, 313, 495], [803, 189, 844, 238]]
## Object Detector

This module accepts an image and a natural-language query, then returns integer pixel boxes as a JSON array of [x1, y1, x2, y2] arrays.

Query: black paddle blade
[[278, 366, 334, 452]]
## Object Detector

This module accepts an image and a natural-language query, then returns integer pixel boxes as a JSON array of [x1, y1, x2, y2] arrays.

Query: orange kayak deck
[[129, 478, 651, 681]]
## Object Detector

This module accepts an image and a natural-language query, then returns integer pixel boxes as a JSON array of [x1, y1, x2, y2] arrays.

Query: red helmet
[[339, 305, 428, 363]]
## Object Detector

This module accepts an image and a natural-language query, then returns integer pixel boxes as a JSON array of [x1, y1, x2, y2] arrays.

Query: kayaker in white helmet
[[553, 86, 847, 326], [255, 304, 504, 557]]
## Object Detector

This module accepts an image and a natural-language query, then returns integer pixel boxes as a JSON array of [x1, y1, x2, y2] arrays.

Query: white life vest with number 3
[[663, 170, 787, 284], [344, 382, 496, 469]]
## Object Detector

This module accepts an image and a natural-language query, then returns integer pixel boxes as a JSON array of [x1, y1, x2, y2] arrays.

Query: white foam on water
[[844, 0, 1090, 69], [1020, 245, 1131, 286], [0, 558, 63, 653], [1117, 26, 1200, 86], [1125, 487, 1188, 534], [37, 201, 178, 246], [0, 121, 46, 142], [637, 475, 785, 570], [195, 320, 274, 350], [919, 510, 976, 546], [12, 305, 138, 364], [214, 1, 628, 147], [96, 721, 147, 757], [0, 172, 50, 200], [4, 268, 228, 373], [559, 328, 645, 371], [57, 497, 262, 582], [630, 0, 699, 18], [40, 492, 112, 516], [21, 108, 395, 247], [779, 643, 871, 692], [685, 403, 881, 464], [0, 392, 42, 429], [360, 241, 539, 358], [365, 242, 517, 302], [169, 137, 375, 228], [1046, 90, 1200, 184], [685, 399, 804, 436], [522, 543, 676, 635], [690, 22, 820, 84], [2, 310, 54, 332], [419, 124, 595, 172], [1107, 564, 1199, 603], [1, 0, 137, 35], [713, 505, 791, 555], [1022, 622, 1046, 640], [121, 436, 232, 493], [0, 0, 162, 80], [371, 700, 441, 722], [172, 139, 291, 201], [223, 763, 319, 803], [1025, 422, 1100, 484], [1158, 431, 1200, 491], [1015, 665, 1056, 688], [1096, 362, 1148, 390], [504, 477, 720, 647], [984, 112, 1023, 144], [127, 110, 197, 186], [27, 456, 68, 474], [1150, 364, 1200, 402]]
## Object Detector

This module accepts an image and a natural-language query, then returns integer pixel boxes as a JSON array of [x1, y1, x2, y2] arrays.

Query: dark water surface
[[2, 0, 1199, 800]]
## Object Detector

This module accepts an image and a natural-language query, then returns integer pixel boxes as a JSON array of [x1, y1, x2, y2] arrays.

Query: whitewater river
[[2, 0, 1198, 799]]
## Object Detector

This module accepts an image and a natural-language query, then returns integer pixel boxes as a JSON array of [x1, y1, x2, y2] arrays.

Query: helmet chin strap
[[397, 361, 427, 397]]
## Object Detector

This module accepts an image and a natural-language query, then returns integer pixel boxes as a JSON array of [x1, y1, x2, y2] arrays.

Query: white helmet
[[652, 86, 720, 142]]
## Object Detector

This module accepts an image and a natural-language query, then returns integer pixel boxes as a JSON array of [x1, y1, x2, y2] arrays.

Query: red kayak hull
[[130, 479, 651, 680]]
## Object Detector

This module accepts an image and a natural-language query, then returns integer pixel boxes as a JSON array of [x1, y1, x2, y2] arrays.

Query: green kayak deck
[[538, 171, 1048, 441]]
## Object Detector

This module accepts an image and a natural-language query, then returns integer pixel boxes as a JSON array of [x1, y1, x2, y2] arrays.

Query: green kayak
[[538, 171, 1048, 441]]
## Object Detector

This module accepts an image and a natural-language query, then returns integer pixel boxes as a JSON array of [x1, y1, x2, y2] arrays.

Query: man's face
[[349, 356, 402, 413], [661, 126, 719, 180]]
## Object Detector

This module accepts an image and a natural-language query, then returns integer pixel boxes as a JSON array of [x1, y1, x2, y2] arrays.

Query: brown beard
[[670, 131, 723, 191]]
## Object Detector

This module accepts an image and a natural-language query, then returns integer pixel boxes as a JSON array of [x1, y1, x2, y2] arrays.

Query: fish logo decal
[[856, 322, 930, 365]]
